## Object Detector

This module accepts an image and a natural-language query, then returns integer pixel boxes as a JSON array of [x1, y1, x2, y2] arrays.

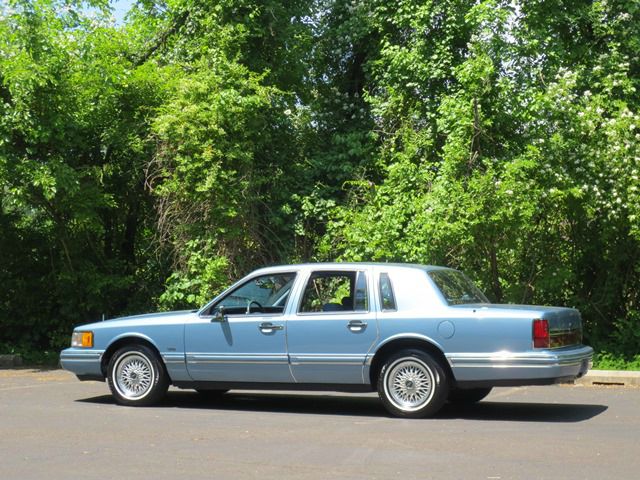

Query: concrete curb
[[574, 369, 640, 387], [0, 354, 23, 368]]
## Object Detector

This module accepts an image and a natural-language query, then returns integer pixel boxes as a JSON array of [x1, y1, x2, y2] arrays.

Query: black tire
[[448, 387, 493, 404], [377, 349, 449, 418], [107, 344, 169, 406]]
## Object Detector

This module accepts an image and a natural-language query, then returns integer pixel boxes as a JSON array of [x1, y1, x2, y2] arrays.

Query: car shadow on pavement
[[439, 401, 608, 423], [77, 391, 607, 423]]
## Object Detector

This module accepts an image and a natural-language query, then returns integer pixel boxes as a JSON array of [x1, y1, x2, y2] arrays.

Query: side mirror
[[213, 306, 227, 322]]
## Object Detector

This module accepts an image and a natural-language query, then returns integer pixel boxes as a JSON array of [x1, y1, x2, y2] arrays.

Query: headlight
[[71, 331, 94, 348]]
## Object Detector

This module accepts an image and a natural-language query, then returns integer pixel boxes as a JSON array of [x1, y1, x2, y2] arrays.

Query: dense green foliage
[[1, 0, 639, 367]]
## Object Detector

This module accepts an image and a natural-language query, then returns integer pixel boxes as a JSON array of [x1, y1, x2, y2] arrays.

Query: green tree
[[322, 0, 640, 358], [0, 0, 638, 366], [0, 0, 171, 350]]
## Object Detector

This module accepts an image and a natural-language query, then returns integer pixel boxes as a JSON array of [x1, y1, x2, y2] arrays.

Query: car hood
[[76, 310, 197, 330]]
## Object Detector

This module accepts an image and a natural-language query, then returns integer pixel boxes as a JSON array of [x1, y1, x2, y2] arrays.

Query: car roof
[[249, 262, 454, 275]]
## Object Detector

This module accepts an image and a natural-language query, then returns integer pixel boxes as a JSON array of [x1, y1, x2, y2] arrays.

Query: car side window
[[214, 272, 296, 315], [379, 272, 397, 311], [299, 271, 368, 313]]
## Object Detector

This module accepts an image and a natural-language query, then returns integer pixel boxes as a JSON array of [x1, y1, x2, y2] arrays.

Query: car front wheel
[[378, 349, 449, 418], [107, 345, 169, 406]]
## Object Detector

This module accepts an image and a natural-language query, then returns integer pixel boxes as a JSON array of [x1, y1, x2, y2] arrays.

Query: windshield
[[428, 270, 489, 305]]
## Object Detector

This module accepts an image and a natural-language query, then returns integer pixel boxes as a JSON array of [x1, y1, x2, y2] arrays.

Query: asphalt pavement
[[1, 369, 639, 480]]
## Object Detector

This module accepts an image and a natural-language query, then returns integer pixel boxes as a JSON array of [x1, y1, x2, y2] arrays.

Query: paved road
[[1, 369, 638, 480]]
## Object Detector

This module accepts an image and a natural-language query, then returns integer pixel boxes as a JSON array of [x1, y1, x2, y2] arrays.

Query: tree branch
[[132, 10, 190, 67]]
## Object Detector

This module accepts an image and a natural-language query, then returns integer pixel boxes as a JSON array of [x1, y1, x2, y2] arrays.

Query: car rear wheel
[[448, 387, 493, 404], [107, 345, 169, 406], [377, 349, 449, 418]]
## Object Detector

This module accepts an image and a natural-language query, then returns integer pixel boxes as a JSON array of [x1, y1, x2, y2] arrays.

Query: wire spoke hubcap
[[114, 353, 155, 400], [385, 358, 435, 411]]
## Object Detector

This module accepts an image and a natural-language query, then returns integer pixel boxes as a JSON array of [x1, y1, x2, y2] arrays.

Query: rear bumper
[[59, 348, 104, 379], [447, 345, 593, 387]]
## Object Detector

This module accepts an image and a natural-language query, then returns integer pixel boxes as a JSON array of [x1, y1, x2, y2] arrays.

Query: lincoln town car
[[60, 263, 593, 418]]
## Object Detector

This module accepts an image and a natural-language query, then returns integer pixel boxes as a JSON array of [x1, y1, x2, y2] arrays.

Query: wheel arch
[[101, 335, 166, 378], [368, 336, 455, 389]]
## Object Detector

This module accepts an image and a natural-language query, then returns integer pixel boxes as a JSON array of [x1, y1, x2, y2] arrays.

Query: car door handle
[[347, 320, 367, 332], [259, 322, 284, 334]]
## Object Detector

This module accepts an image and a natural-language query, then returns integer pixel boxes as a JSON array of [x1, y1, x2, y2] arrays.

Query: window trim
[[201, 272, 297, 317], [378, 272, 397, 312], [296, 270, 370, 315]]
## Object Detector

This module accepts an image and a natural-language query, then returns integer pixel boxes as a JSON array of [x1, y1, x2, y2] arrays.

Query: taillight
[[533, 319, 550, 348]]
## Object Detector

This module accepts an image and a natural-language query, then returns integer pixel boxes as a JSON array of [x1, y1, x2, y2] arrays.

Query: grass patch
[[0, 343, 61, 367], [592, 352, 640, 371]]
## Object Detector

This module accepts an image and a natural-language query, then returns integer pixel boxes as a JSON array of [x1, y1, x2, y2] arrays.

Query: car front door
[[185, 272, 296, 383], [286, 268, 378, 384]]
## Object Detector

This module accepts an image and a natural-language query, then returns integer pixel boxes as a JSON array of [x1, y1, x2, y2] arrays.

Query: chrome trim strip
[[289, 354, 366, 366], [60, 358, 102, 363], [189, 360, 288, 365], [162, 353, 185, 361], [60, 350, 104, 361], [447, 346, 593, 369], [186, 353, 289, 365], [162, 358, 186, 365]]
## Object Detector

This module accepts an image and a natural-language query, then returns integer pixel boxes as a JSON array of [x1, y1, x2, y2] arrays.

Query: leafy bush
[[1, 1, 639, 369]]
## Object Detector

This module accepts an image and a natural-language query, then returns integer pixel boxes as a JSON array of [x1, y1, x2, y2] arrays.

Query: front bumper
[[60, 348, 104, 380], [447, 345, 594, 386]]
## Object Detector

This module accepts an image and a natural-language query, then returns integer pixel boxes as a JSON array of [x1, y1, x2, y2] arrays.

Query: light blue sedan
[[60, 263, 593, 418]]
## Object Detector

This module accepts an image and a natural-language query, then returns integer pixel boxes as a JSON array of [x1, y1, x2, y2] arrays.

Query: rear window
[[379, 273, 397, 311], [428, 270, 489, 305]]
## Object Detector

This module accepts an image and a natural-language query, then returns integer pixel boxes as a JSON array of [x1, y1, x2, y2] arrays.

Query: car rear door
[[286, 267, 378, 384]]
